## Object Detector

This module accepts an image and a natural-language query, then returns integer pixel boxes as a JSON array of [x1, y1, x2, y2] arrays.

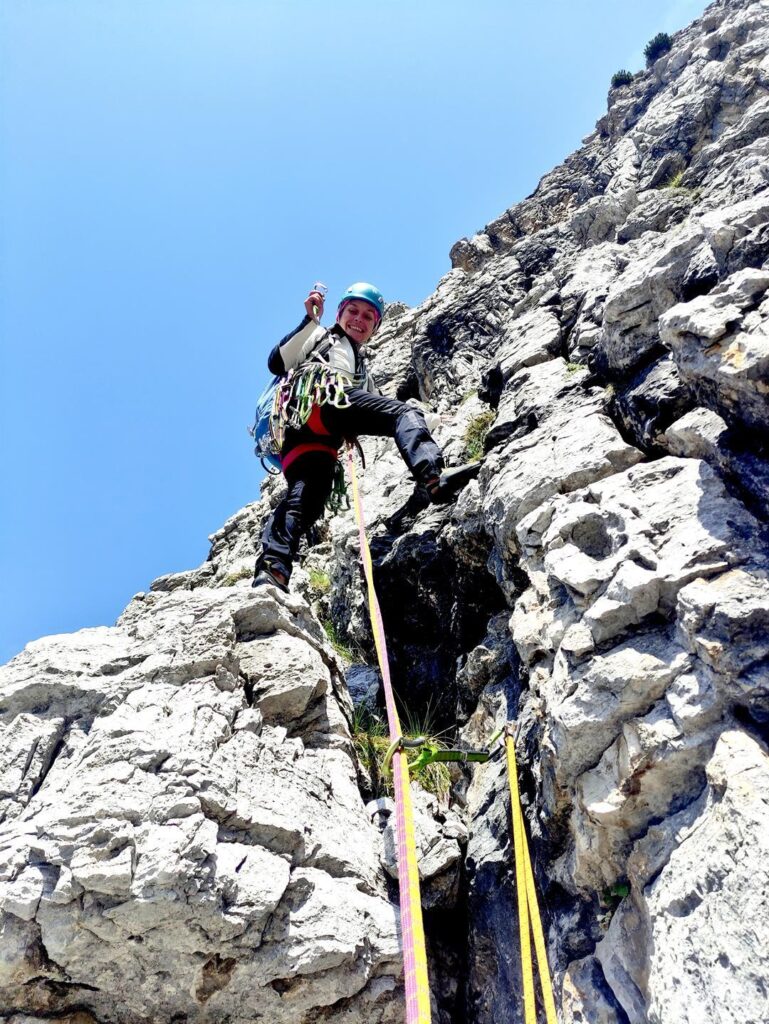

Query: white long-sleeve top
[[267, 317, 376, 392]]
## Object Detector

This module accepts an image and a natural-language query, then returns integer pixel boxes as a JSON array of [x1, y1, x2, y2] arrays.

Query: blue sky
[[1, 0, 708, 663]]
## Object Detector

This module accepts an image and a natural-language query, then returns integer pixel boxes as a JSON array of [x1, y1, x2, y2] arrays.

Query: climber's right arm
[[267, 317, 324, 375]]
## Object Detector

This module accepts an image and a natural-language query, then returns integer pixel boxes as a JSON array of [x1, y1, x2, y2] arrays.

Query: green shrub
[[644, 32, 672, 65], [308, 568, 331, 595], [399, 704, 452, 803], [611, 69, 634, 89], [463, 410, 495, 462], [351, 707, 390, 798], [598, 881, 631, 928]]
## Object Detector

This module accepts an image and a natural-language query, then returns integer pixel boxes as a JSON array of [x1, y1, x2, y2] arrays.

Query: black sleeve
[[267, 316, 313, 375]]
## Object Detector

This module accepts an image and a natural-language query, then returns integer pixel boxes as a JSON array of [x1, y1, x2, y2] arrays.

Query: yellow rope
[[506, 732, 558, 1024], [348, 450, 432, 1024], [348, 444, 553, 1024]]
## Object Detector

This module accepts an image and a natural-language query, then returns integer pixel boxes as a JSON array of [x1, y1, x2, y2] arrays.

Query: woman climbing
[[253, 282, 480, 591]]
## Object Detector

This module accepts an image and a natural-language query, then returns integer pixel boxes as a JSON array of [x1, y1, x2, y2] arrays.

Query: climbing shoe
[[251, 564, 289, 593], [424, 461, 482, 504]]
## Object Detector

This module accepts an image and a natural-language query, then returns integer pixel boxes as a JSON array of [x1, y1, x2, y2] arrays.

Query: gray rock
[[346, 665, 381, 708], [663, 406, 769, 513], [379, 788, 466, 911], [8, 4, 769, 1022], [481, 403, 642, 559], [0, 587, 401, 1023], [663, 405, 730, 459], [660, 266, 769, 433], [596, 730, 769, 1024], [562, 955, 626, 1024], [613, 354, 694, 449], [616, 188, 694, 243]]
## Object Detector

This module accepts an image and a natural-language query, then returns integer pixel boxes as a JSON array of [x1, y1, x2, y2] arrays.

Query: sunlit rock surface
[[3, 1, 769, 1021]]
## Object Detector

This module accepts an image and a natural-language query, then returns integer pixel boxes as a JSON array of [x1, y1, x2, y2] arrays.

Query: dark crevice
[[0, 1006, 101, 1024], [27, 727, 70, 806], [396, 365, 421, 402], [732, 703, 769, 747], [426, 892, 469, 1024], [240, 671, 255, 707], [23, 979, 100, 994]]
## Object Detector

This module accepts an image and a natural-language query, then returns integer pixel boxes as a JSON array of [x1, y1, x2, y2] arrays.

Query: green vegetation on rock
[[321, 618, 357, 662], [352, 704, 452, 802], [644, 32, 672, 65], [222, 565, 253, 587], [611, 69, 634, 89], [308, 568, 331, 596], [463, 410, 495, 462]]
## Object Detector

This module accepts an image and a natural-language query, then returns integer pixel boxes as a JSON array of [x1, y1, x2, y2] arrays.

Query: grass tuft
[[308, 568, 331, 595], [321, 618, 357, 662], [463, 410, 495, 462], [222, 565, 253, 587], [351, 702, 452, 802]]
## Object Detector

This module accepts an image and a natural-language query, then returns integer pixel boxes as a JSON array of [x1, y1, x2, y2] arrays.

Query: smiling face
[[338, 299, 379, 344]]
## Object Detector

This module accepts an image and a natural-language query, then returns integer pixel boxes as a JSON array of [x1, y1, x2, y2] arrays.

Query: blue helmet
[[337, 282, 385, 326]]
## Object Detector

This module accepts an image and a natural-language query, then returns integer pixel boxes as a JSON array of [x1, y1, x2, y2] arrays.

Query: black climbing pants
[[257, 389, 443, 580]]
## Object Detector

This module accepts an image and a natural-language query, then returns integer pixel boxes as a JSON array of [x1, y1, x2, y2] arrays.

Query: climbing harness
[[250, 361, 363, 475], [505, 723, 557, 1024], [250, 324, 364, 475], [347, 446, 432, 1024]]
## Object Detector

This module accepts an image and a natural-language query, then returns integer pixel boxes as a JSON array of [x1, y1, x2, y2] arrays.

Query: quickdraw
[[381, 736, 492, 776], [379, 719, 557, 1024], [328, 460, 350, 515], [269, 363, 357, 454]]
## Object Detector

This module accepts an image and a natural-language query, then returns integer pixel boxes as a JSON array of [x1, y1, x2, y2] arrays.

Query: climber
[[253, 282, 481, 592]]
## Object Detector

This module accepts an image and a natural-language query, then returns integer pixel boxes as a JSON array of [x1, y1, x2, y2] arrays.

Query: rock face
[[0, 589, 406, 1023], [3, 1, 769, 1022]]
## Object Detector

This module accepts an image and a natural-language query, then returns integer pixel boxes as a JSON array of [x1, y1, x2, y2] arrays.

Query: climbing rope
[[505, 724, 558, 1024], [347, 446, 432, 1024], [345, 435, 554, 1024]]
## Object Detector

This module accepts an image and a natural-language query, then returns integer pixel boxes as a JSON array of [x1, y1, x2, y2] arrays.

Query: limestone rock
[[660, 266, 769, 433], [0, 587, 401, 1023], [7, 3, 769, 1022], [596, 730, 769, 1024], [379, 788, 467, 910]]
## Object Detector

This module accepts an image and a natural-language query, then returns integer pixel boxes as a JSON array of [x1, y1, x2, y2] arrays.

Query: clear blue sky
[[1, 0, 708, 663]]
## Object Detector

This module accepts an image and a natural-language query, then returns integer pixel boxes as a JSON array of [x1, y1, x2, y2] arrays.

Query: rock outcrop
[[3, 1, 769, 1022], [0, 589, 406, 1023]]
